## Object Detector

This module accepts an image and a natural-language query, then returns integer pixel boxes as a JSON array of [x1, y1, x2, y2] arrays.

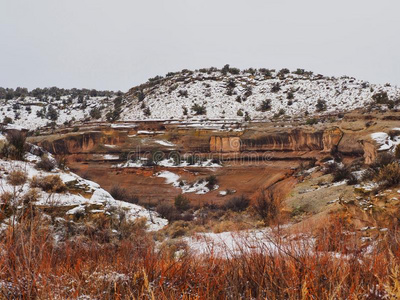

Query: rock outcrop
[[239, 127, 342, 153], [210, 137, 241, 152]]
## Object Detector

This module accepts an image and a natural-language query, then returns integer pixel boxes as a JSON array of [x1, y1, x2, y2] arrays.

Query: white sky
[[0, 0, 399, 91]]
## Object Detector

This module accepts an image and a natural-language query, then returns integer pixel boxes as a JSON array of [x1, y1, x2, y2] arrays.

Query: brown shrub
[[372, 152, 395, 169], [332, 165, 352, 182], [35, 155, 56, 171], [21, 189, 40, 204], [395, 144, 400, 159], [55, 155, 68, 170], [361, 167, 377, 182], [7, 170, 27, 186], [323, 163, 352, 182], [1, 192, 13, 204], [156, 203, 179, 222], [0, 210, 399, 299], [2, 131, 27, 160], [376, 162, 400, 187], [30, 175, 67, 193], [109, 185, 139, 204], [253, 189, 279, 224], [224, 195, 250, 212]]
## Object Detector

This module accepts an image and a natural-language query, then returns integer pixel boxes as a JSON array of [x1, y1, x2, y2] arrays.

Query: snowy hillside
[[1, 67, 400, 131], [0, 150, 167, 232], [123, 67, 400, 121], [0, 93, 116, 131]]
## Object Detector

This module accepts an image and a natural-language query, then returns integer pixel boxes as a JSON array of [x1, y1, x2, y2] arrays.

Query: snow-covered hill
[[1, 67, 399, 131], [123, 67, 400, 121], [0, 94, 115, 131]]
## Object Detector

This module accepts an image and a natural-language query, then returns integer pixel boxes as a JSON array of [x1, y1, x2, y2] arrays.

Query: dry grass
[[0, 208, 399, 299], [6, 169, 28, 186], [30, 175, 67, 193], [376, 162, 400, 187]]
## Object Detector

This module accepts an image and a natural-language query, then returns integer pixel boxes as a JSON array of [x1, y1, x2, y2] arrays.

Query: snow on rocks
[[113, 158, 222, 169], [66, 205, 86, 215], [371, 132, 393, 151], [156, 171, 218, 194], [154, 140, 176, 147], [0, 156, 167, 231], [157, 171, 180, 185], [93, 154, 120, 160], [371, 131, 400, 151]]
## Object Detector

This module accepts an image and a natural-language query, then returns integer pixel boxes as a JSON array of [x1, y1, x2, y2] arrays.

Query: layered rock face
[[210, 137, 241, 152], [32, 112, 397, 165], [360, 140, 377, 165], [32, 124, 348, 158], [36, 131, 124, 154], [218, 127, 344, 153]]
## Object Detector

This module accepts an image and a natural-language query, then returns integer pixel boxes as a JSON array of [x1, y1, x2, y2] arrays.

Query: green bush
[[90, 107, 102, 119], [372, 91, 390, 104], [192, 104, 206, 115], [293, 68, 305, 75], [316, 99, 327, 112], [259, 99, 271, 112], [271, 83, 281, 93], [46, 105, 58, 121], [306, 118, 319, 125], [2, 131, 27, 161], [174, 194, 190, 211], [206, 175, 218, 189]]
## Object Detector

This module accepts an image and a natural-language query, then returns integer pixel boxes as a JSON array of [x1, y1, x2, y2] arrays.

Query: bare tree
[[253, 188, 278, 225]]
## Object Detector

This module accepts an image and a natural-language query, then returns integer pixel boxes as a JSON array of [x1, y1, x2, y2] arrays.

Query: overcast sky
[[0, 0, 399, 91]]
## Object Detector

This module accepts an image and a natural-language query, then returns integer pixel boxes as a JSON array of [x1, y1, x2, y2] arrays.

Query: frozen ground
[[183, 228, 312, 258]]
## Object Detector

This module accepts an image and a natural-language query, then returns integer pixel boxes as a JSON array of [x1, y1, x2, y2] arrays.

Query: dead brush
[[6, 169, 27, 186], [376, 162, 400, 187], [0, 208, 399, 298], [35, 155, 56, 172], [30, 175, 67, 193]]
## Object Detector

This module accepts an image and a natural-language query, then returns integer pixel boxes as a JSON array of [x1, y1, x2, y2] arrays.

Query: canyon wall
[[210, 137, 241, 152], [225, 127, 343, 153], [31, 124, 376, 164]]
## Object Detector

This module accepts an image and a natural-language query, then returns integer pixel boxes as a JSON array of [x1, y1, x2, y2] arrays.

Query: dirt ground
[[69, 159, 300, 207]]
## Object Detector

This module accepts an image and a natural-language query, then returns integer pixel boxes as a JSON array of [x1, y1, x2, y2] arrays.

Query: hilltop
[[1, 66, 400, 131], [123, 66, 400, 121]]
